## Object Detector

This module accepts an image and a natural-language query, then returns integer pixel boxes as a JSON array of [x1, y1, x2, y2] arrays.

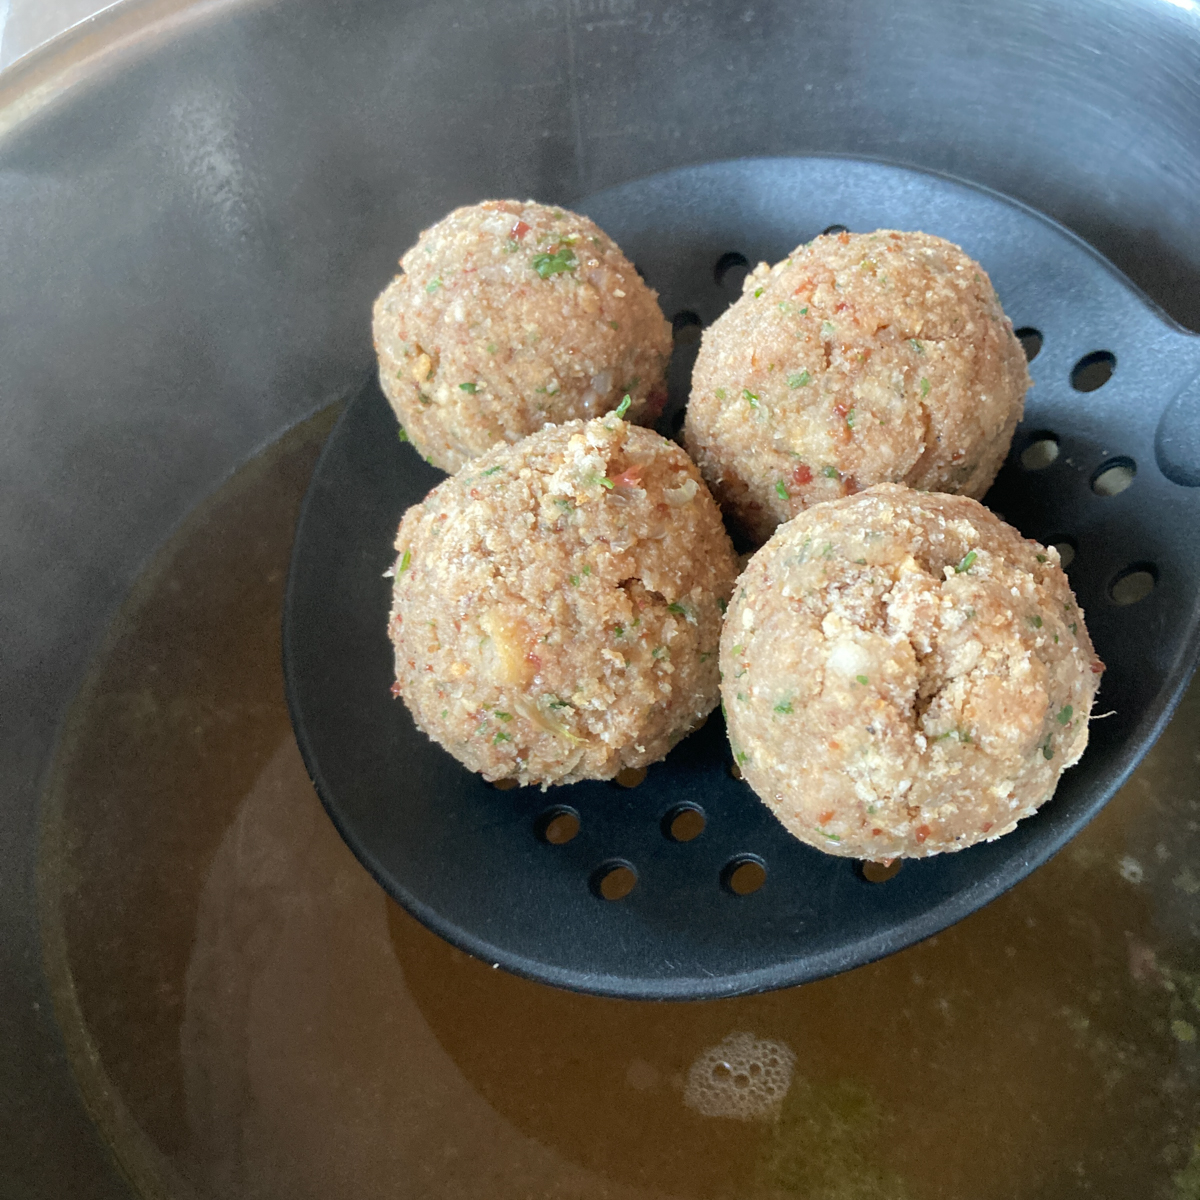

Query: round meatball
[[389, 416, 739, 787], [685, 230, 1031, 545], [720, 485, 1102, 859], [373, 200, 672, 472]]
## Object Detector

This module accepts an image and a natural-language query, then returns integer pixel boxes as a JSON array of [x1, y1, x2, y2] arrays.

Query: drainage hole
[[1020, 432, 1059, 471], [614, 765, 648, 789], [859, 858, 903, 883], [722, 855, 767, 896], [1109, 564, 1157, 606], [672, 310, 703, 344], [538, 805, 581, 845], [662, 803, 706, 843], [821, 224, 849, 236], [1091, 456, 1136, 497], [1014, 327, 1043, 362], [1071, 350, 1116, 392], [592, 860, 638, 900], [714, 251, 750, 289], [1049, 538, 1076, 569]]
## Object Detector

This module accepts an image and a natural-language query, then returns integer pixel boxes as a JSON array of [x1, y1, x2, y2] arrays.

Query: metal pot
[[4, 1, 1199, 1193]]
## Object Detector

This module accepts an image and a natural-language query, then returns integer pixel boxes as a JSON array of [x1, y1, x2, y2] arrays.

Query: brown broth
[[39, 409, 1200, 1200]]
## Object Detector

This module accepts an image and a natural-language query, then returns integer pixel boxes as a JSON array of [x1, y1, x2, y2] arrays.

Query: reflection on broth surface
[[39, 408, 1200, 1200]]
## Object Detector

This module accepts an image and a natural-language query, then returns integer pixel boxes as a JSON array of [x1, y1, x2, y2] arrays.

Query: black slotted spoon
[[282, 156, 1200, 1000]]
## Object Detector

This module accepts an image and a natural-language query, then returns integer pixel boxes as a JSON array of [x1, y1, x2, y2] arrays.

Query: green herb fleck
[[486, 343, 498, 354], [667, 602, 688, 616], [1042, 738, 1054, 760], [1028, 615, 1043, 628], [910, 338, 924, 353], [821, 542, 835, 559], [775, 480, 790, 500], [774, 698, 794, 714], [955, 550, 978, 573], [1069, 622, 1078, 636], [715, 387, 727, 400], [823, 465, 838, 479], [717, 598, 727, 614], [652, 646, 667, 660], [821, 831, 842, 842], [821, 321, 835, 338], [459, 381, 477, 393], [920, 376, 930, 397], [609, 320, 620, 330], [397, 426, 409, 442], [418, 392, 431, 406], [495, 711, 512, 721], [788, 369, 812, 388], [532, 245, 578, 278], [845, 408, 856, 428], [569, 575, 579, 587], [735, 750, 749, 766], [737, 692, 748, 702], [615, 394, 631, 419], [798, 306, 809, 316], [754, 287, 765, 298], [493, 730, 512, 745], [398, 549, 411, 574], [1056, 704, 1074, 726], [613, 624, 624, 637], [1036, 553, 1047, 563], [743, 389, 760, 409], [856, 675, 869, 686], [547, 697, 571, 710], [731, 644, 743, 656], [425, 277, 442, 294]]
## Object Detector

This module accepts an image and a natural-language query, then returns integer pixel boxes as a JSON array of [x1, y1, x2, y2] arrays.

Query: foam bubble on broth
[[682, 1031, 795, 1121]]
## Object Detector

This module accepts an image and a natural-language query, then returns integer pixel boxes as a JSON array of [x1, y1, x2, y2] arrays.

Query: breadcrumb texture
[[685, 230, 1031, 544], [720, 485, 1103, 859], [373, 200, 671, 472], [389, 417, 739, 786]]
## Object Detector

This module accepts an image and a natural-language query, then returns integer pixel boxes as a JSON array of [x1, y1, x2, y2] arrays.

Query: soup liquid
[[39, 409, 1200, 1200]]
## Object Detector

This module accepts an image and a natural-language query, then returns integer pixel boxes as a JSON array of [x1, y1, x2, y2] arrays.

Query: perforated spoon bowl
[[283, 157, 1200, 1000]]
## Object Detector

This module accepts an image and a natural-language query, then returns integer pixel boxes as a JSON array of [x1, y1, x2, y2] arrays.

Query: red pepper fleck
[[818, 810, 835, 825], [511, 220, 530, 240], [611, 465, 644, 489], [841, 474, 859, 496], [838, 231, 851, 245], [469, 487, 481, 499], [982, 821, 994, 833], [525, 651, 542, 670], [791, 462, 813, 486], [871, 827, 883, 836], [1092, 662, 1104, 673], [914, 824, 931, 844], [643, 385, 668, 420], [390, 681, 403, 698], [832, 403, 853, 444]]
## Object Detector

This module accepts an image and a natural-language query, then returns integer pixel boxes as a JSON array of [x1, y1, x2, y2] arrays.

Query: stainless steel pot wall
[[3, 0, 1199, 1193]]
